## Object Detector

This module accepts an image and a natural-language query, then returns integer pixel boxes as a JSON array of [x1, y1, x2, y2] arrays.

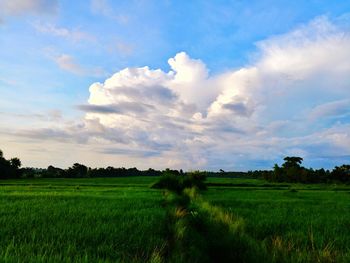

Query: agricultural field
[[204, 178, 350, 262], [0, 177, 165, 262], [0, 176, 349, 262]]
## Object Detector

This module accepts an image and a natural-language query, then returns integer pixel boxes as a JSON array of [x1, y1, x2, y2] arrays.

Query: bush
[[151, 171, 207, 193]]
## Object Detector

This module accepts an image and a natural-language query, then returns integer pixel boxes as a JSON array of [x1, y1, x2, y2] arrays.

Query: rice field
[[0, 176, 349, 262]]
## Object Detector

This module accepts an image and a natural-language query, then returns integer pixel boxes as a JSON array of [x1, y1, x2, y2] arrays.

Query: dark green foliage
[[331, 165, 350, 182], [152, 173, 184, 193], [18, 165, 162, 179], [66, 163, 88, 178], [0, 150, 22, 179], [151, 170, 207, 193], [9, 157, 21, 169], [257, 156, 349, 184], [88, 166, 162, 178], [282, 156, 303, 168]]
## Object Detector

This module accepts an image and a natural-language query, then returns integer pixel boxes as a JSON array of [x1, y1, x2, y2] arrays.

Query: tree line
[[248, 157, 350, 183], [0, 149, 349, 183]]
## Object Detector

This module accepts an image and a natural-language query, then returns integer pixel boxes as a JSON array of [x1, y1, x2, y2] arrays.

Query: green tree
[[67, 163, 88, 178], [10, 158, 21, 169], [282, 157, 303, 169], [0, 150, 21, 179]]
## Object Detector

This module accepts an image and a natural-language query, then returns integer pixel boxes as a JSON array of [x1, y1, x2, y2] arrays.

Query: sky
[[0, 0, 350, 171]]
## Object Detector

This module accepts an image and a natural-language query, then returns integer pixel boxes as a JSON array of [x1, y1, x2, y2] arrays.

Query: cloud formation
[[90, 0, 128, 24], [54, 54, 105, 77], [0, 0, 58, 20], [12, 16, 350, 170], [33, 22, 95, 43]]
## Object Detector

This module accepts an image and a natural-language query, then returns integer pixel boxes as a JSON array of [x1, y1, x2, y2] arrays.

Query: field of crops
[[0, 177, 165, 262], [204, 178, 350, 262], [0, 177, 349, 262]]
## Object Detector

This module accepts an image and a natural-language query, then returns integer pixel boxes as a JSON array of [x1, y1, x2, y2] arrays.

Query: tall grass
[[1, 177, 349, 262], [160, 187, 269, 263], [204, 182, 350, 262], [0, 180, 166, 262]]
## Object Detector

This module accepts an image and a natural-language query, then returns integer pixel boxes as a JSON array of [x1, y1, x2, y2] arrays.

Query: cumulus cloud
[[11, 16, 350, 170], [80, 16, 350, 169], [0, 0, 58, 20]]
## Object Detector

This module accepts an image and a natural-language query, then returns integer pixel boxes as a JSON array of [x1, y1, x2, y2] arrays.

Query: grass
[[0, 177, 165, 262], [163, 188, 269, 263], [0, 176, 349, 262], [204, 178, 350, 262]]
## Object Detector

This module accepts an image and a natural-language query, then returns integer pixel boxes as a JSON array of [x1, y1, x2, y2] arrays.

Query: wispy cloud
[[54, 54, 106, 77], [0, 109, 62, 122], [308, 99, 350, 120], [90, 0, 129, 24], [54, 54, 85, 75], [0, 0, 58, 20], [33, 22, 95, 43]]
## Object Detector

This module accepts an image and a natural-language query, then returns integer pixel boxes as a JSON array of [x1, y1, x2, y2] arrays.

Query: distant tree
[[10, 158, 21, 169], [282, 157, 303, 169], [44, 165, 65, 178], [331, 165, 350, 182], [0, 150, 21, 179], [66, 163, 88, 178], [272, 164, 284, 182]]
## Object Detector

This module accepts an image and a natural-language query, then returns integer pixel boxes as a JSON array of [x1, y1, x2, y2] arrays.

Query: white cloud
[[8, 16, 350, 170], [78, 16, 350, 169]]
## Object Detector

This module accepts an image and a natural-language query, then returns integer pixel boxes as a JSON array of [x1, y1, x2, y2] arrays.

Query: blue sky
[[1, 0, 350, 170]]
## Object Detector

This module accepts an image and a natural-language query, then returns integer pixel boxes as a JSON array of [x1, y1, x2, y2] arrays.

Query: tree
[[67, 163, 88, 178], [0, 150, 21, 179], [272, 164, 284, 182], [282, 157, 303, 169], [331, 165, 350, 182], [10, 158, 21, 169]]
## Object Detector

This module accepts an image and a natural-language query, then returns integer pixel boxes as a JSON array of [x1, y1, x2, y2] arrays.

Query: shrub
[[151, 171, 207, 193]]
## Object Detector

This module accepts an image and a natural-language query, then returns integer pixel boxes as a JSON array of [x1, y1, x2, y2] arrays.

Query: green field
[[0, 177, 165, 262], [0, 177, 349, 262], [204, 180, 350, 262]]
